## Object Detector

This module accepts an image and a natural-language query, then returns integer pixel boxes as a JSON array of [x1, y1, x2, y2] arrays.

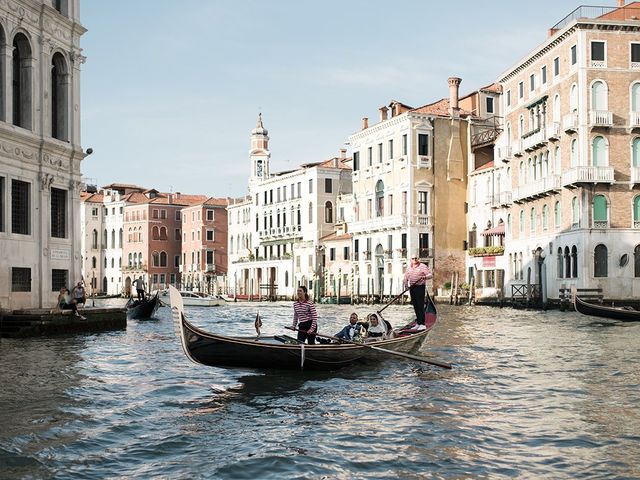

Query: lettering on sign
[[50, 249, 71, 260]]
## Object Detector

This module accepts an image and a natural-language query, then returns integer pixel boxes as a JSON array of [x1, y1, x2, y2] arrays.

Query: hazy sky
[[80, 0, 583, 197]]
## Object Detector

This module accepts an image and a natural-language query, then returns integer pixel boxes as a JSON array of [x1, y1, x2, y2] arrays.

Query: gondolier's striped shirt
[[292, 300, 318, 333], [403, 263, 433, 287]]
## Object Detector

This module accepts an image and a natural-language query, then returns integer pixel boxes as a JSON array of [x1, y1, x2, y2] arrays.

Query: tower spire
[[249, 112, 270, 188]]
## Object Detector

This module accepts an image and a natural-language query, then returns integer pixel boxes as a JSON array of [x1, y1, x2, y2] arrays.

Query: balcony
[[490, 191, 513, 208], [630, 111, 640, 128], [546, 122, 560, 140], [512, 174, 561, 202], [562, 166, 614, 187], [496, 146, 512, 162], [512, 140, 525, 157], [522, 128, 547, 151], [631, 166, 640, 184], [415, 214, 433, 226], [563, 113, 578, 132], [206, 264, 215, 272], [468, 246, 505, 257], [589, 110, 612, 127], [349, 214, 409, 234]]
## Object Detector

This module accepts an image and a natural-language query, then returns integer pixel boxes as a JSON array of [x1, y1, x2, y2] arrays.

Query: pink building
[[181, 197, 229, 293]]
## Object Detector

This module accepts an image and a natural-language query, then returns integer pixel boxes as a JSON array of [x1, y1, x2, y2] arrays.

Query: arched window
[[152, 252, 159, 267], [104, 256, 107, 269], [285, 270, 289, 287], [507, 213, 512, 235], [571, 246, 578, 278], [530, 207, 536, 233], [571, 139, 578, 167], [375, 180, 384, 217], [554, 200, 561, 228], [325, 201, 333, 223], [506, 122, 511, 145], [635, 245, 640, 277], [632, 83, 640, 112], [111, 258, 114, 268], [92, 229, 98, 249], [634, 196, 640, 228], [518, 115, 524, 137], [12, 33, 33, 130], [592, 136, 607, 166], [557, 247, 563, 278], [297, 205, 301, 226], [555, 146, 561, 173], [519, 161, 525, 184], [255, 213, 259, 231], [92, 256, 97, 269], [308, 202, 313, 224], [593, 194, 608, 227], [103, 229, 107, 248], [51, 52, 69, 141], [160, 226, 167, 240], [128, 253, 132, 267], [519, 209, 524, 233], [118, 228, 123, 247], [632, 138, 640, 167], [594, 244, 608, 277], [591, 80, 607, 111], [276, 209, 280, 228], [570, 84, 578, 112], [553, 94, 561, 122], [564, 246, 571, 279], [133, 252, 138, 267], [160, 251, 167, 267], [572, 196, 579, 227], [230, 236, 234, 254], [542, 204, 549, 231]]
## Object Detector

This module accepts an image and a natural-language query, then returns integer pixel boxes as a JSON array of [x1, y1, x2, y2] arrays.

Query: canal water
[[1, 300, 639, 479]]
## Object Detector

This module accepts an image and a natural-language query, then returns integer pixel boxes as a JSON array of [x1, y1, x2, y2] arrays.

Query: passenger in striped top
[[292, 285, 318, 344], [403, 252, 433, 330]]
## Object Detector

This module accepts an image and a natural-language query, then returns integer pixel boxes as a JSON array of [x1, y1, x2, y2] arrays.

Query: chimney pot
[[618, 0, 625, 7], [379, 106, 388, 122], [339, 148, 347, 159], [362, 117, 369, 130], [448, 77, 462, 116]]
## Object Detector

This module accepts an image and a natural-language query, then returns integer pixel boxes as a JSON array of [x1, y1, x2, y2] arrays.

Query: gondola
[[169, 285, 439, 371], [574, 296, 640, 322], [126, 292, 160, 320]]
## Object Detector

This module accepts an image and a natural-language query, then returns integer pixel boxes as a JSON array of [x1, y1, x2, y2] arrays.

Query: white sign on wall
[[50, 249, 71, 260]]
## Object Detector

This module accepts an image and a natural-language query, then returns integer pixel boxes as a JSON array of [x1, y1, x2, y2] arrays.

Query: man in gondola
[[403, 252, 433, 331], [133, 276, 146, 301]]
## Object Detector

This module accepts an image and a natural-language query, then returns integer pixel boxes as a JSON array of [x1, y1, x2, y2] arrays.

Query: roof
[[81, 192, 104, 203], [474, 161, 495, 172], [320, 231, 352, 242], [481, 223, 505, 236], [410, 98, 473, 118]]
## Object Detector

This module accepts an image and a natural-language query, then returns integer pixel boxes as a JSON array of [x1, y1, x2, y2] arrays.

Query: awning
[[480, 224, 505, 236]]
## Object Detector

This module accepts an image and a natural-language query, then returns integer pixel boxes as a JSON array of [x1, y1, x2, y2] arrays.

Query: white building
[[0, 1, 87, 310], [227, 115, 352, 299], [80, 189, 104, 295], [102, 189, 125, 295]]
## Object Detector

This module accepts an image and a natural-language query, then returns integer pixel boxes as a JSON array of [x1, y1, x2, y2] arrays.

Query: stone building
[[496, 1, 640, 300], [0, 1, 86, 309]]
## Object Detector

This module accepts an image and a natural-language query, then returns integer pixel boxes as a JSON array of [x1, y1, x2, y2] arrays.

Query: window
[[592, 136, 607, 166], [353, 151, 360, 171], [418, 191, 428, 215], [519, 210, 524, 233], [160, 252, 167, 267], [343, 246, 350, 260], [13, 34, 33, 130], [632, 43, 640, 65], [92, 229, 98, 249], [324, 202, 333, 223], [530, 208, 536, 233], [542, 204, 549, 231], [329, 248, 335, 261], [518, 81, 524, 99], [418, 134, 429, 156], [553, 57, 560, 77], [308, 202, 313, 223], [206, 250, 214, 265], [309, 179, 313, 194], [206, 230, 214, 241], [571, 45, 577, 65], [572, 196, 580, 227], [367, 147, 373, 166], [51, 269, 67, 292], [591, 41, 605, 66], [402, 134, 407, 155], [529, 74, 535, 92], [175, 255, 180, 268], [325, 178, 332, 193], [11, 180, 30, 235], [591, 80, 607, 110], [571, 139, 579, 167], [175, 228, 181, 241], [506, 90, 511, 107], [375, 180, 384, 217], [486, 97, 494, 114], [632, 83, 640, 112], [206, 210, 214, 221], [175, 210, 181, 221], [51, 53, 69, 141], [594, 244, 608, 277], [633, 196, 640, 227], [555, 200, 561, 228], [152, 252, 159, 267], [593, 195, 608, 227], [11, 267, 31, 292], [378, 143, 383, 163], [541, 65, 547, 85], [388, 139, 394, 159]]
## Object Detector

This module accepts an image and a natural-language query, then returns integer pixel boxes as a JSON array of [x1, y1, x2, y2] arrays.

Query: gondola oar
[[377, 284, 412, 314], [285, 326, 452, 369]]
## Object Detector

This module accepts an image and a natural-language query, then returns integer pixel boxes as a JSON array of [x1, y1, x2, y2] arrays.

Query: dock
[[0, 307, 127, 338]]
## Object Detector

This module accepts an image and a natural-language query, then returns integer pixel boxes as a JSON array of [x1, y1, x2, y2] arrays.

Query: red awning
[[480, 224, 505, 236]]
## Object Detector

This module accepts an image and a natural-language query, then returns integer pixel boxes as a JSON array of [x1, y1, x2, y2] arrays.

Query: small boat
[[126, 293, 160, 319], [175, 291, 225, 307], [574, 296, 640, 322], [168, 285, 438, 371]]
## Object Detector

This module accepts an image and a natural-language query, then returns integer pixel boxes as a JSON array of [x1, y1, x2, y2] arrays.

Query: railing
[[206, 264, 215, 272], [512, 175, 561, 201], [550, 6, 640, 31], [468, 246, 505, 257], [546, 122, 561, 140], [590, 60, 606, 68], [497, 146, 512, 161], [512, 139, 525, 156], [562, 166, 614, 185], [630, 111, 640, 127], [490, 191, 513, 207], [563, 112, 578, 131], [592, 221, 608, 228], [415, 215, 432, 226], [631, 166, 640, 183], [349, 214, 409, 233], [632, 61, 640, 70], [522, 128, 547, 151], [589, 110, 612, 126]]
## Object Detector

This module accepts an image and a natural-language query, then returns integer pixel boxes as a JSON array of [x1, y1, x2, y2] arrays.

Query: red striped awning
[[480, 224, 505, 236]]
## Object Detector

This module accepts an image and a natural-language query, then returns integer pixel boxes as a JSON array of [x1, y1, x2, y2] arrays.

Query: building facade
[[0, 1, 86, 309], [80, 190, 104, 295]]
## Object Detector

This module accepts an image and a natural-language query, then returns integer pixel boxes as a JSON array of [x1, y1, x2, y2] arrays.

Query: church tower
[[248, 113, 270, 190]]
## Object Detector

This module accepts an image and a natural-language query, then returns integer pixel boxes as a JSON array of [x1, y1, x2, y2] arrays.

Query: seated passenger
[[335, 312, 366, 341], [56, 287, 86, 320], [367, 312, 388, 339]]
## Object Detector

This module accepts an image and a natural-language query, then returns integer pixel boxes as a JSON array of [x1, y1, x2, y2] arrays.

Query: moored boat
[[126, 293, 160, 319], [169, 285, 438, 371], [574, 296, 640, 322], [176, 291, 225, 307]]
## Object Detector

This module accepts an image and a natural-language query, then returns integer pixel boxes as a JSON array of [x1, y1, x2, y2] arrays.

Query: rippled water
[[1, 300, 639, 479]]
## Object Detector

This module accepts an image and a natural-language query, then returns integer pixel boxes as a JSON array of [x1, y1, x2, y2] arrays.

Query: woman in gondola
[[367, 312, 388, 339], [292, 285, 317, 344]]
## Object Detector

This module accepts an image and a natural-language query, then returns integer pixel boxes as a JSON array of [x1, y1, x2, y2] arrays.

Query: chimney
[[339, 148, 347, 159], [618, 0, 625, 7], [362, 117, 369, 130], [379, 106, 388, 122], [448, 77, 462, 116]]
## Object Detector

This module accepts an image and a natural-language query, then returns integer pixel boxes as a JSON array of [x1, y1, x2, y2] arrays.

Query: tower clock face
[[256, 161, 263, 177]]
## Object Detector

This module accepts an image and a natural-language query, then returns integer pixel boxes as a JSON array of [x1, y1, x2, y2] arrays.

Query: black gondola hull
[[127, 294, 160, 319], [574, 296, 640, 322]]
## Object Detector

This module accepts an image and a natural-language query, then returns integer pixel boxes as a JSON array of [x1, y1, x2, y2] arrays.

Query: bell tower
[[249, 113, 270, 189]]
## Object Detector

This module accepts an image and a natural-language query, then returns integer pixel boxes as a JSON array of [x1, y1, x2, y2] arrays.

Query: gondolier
[[403, 252, 433, 330], [292, 285, 318, 344]]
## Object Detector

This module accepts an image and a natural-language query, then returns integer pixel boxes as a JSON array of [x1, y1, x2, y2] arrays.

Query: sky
[[80, 0, 585, 198]]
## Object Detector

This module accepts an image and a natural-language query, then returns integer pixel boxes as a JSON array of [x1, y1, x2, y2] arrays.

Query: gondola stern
[[168, 285, 201, 365]]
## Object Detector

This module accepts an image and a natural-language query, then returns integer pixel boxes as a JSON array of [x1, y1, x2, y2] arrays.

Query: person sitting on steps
[[56, 287, 86, 320]]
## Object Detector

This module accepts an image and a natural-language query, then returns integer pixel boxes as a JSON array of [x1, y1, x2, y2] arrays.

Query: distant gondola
[[168, 285, 438, 371], [126, 292, 160, 320], [574, 296, 640, 322]]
